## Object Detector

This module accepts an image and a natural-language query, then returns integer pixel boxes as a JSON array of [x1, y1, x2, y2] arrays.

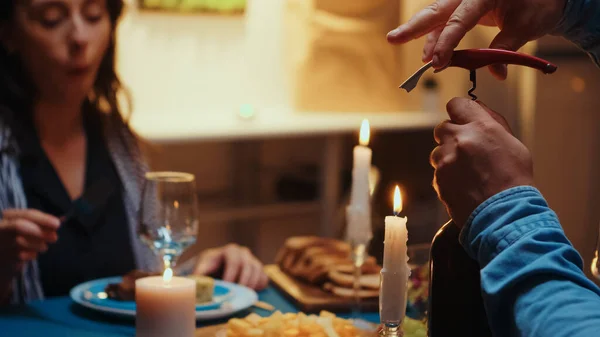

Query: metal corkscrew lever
[[468, 70, 477, 100], [399, 48, 558, 100]]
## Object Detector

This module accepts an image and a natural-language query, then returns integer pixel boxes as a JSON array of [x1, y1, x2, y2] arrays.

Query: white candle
[[380, 186, 410, 325], [349, 119, 372, 208], [347, 119, 372, 243], [136, 268, 196, 337]]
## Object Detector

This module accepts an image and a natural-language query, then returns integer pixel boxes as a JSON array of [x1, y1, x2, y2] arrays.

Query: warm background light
[[570, 76, 586, 93], [359, 119, 370, 146], [393, 185, 402, 215]]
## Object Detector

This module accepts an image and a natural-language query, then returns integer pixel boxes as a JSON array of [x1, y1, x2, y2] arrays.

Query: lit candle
[[380, 186, 410, 326], [346, 119, 373, 243], [350, 119, 372, 207], [136, 268, 196, 337]]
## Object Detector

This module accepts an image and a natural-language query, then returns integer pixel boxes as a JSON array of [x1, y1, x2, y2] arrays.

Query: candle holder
[[378, 323, 404, 337], [350, 241, 367, 318]]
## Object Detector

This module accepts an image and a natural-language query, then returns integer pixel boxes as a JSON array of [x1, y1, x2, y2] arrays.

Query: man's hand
[[387, 0, 566, 79], [194, 244, 268, 291], [431, 98, 534, 226]]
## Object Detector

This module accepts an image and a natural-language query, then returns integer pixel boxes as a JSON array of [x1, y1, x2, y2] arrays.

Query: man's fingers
[[387, 1, 457, 44], [476, 100, 513, 134], [487, 30, 529, 80], [446, 97, 491, 124], [432, 0, 494, 68], [433, 120, 460, 144], [423, 25, 444, 62], [430, 144, 456, 169], [2, 209, 60, 230]]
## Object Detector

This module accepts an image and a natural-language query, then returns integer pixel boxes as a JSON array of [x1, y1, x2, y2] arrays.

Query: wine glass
[[138, 171, 199, 271]]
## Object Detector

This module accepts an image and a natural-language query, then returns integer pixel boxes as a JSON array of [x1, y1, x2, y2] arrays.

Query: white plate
[[70, 276, 258, 321]]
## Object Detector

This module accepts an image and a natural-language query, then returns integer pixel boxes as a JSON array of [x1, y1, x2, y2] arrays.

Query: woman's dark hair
[[0, 0, 130, 151]]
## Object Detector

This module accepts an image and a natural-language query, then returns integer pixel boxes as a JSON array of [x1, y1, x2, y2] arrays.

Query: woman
[[0, 0, 267, 305]]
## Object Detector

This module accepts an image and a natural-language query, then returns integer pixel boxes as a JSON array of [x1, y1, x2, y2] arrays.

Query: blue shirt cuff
[[459, 186, 562, 266], [552, 0, 600, 66]]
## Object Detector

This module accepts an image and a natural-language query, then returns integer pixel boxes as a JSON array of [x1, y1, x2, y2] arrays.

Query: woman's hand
[[387, 0, 567, 79], [0, 209, 60, 300], [430, 98, 534, 226], [193, 244, 268, 291]]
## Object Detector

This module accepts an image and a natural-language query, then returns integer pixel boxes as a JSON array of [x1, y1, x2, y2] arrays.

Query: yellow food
[[225, 311, 361, 337], [185, 275, 214, 304]]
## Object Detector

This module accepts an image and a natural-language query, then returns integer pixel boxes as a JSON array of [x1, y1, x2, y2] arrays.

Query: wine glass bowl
[[138, 171, 199, 270]]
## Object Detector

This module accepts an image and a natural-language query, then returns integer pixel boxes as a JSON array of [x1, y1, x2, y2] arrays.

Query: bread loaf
[[276, 236, 381, 298]]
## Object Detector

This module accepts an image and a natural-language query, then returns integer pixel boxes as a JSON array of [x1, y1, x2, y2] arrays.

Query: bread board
[[264, 265, 378, 313]]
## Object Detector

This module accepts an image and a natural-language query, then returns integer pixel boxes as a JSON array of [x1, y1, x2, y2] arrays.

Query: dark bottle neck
[[427, 221, 492, 337]]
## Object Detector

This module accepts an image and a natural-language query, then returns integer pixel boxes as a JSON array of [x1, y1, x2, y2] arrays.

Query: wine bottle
[[427, 221, 492, 337]]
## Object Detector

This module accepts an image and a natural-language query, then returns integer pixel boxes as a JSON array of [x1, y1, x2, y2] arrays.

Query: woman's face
[[6, 0, 112, 103]]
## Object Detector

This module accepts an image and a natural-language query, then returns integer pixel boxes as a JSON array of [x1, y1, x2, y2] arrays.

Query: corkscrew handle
[[446, 48, 557, 73]]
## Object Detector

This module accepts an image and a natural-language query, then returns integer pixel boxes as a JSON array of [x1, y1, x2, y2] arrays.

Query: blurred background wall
[[117, 0, 600, 284]]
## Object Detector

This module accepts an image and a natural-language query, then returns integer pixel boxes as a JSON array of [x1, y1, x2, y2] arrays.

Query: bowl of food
[[197, 310, 427, 337]]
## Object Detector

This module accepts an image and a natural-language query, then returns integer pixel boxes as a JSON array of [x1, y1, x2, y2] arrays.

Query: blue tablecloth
[[0, 287, 379, 337]]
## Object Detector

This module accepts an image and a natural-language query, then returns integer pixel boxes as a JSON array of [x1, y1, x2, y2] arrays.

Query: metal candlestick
[[351, 242, 367, 318], [378, 323, 403, 337]]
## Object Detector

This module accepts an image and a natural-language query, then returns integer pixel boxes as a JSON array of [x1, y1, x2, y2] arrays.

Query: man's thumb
[[488, 30, 528, 80]]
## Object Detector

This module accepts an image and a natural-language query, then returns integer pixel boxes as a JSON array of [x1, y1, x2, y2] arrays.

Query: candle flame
[[393, 185, 402, 215], [163, 267, 173, 282], [359, 119, 370, 146]]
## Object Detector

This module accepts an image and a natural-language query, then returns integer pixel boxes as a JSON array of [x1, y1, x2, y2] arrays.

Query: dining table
[[0, 286, 380, 337]]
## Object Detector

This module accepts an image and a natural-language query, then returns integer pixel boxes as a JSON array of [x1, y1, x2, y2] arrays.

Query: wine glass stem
[[163, 254, 175, 270]]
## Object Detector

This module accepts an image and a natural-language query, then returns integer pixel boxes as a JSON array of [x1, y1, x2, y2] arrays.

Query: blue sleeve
[[460, 186, 600, 337], [553, 0, 600, 67]]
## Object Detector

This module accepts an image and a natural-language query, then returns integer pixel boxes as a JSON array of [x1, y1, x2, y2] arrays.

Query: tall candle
[[347, 119, 372, 243], [380, 186, 410, 326], [136, 268, 196, 337], [350, 119, 372, 208]]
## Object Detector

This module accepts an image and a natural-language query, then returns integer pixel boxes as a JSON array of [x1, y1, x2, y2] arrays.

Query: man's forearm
[[461, 186, 600, 337], [553, 0, 600, 66]]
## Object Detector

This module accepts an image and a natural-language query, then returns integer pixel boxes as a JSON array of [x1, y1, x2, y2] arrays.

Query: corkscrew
[[399, 48, 558, 100]]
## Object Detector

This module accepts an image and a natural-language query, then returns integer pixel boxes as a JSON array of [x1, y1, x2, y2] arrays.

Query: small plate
[[70, 276, 258, 321]]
